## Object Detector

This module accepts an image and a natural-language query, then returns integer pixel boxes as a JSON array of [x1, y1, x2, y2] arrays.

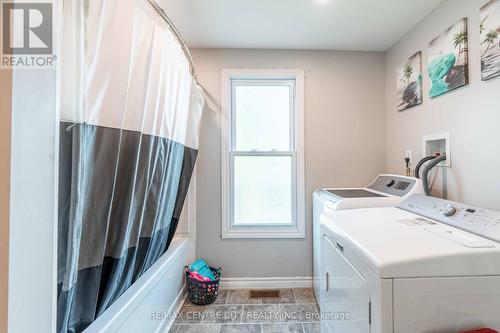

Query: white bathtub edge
[[84, 236, 190, 333]]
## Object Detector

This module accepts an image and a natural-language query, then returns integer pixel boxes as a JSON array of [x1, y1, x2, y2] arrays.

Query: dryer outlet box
[[422, 133, 450, 167]]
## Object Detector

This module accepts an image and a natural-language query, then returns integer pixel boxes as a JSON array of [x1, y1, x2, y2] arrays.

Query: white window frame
[[220, 68, 305, 239]]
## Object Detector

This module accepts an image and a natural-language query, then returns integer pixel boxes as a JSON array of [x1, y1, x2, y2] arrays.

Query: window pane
[[233, 156, 293, 225], [234, 84, 291, 151]]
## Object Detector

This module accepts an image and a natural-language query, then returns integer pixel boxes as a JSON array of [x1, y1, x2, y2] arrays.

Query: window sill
[[221, 225, 305, 239]]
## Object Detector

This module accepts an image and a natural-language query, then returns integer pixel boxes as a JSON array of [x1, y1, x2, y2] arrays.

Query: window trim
[[220, 68, 305, 239]]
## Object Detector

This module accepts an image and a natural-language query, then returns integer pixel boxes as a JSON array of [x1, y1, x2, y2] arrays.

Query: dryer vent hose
[[422, 154, 447, 196], [414, 155, 437, 179]]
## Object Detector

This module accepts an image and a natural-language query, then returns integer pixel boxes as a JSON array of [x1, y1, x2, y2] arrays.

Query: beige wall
[[385, 0, 500, 209], [0, 68, 11, 332], [192, 48, 386, 278]]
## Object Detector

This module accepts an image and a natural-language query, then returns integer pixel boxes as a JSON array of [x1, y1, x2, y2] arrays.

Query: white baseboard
[[219, 277, 313, 290]]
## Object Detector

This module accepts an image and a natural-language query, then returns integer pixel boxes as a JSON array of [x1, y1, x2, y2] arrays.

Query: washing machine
[[320, 194, 500, 333], [313, 174, 424, 307]]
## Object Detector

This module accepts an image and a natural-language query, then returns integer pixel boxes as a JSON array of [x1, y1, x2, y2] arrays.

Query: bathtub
[[84, 236, 194, 333]]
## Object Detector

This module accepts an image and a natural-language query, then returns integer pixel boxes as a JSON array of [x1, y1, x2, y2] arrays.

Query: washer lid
[[326, 189, 387, 198], [315, 188, 402, 211], [322, 207, 500, 278]]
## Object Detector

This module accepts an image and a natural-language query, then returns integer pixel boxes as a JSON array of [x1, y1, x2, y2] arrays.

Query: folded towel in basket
[[189, 258, 215, 281]]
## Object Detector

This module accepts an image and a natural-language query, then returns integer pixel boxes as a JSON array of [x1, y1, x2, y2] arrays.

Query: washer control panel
[[399, 194, 500, 243], [368, 175, 418, 197]]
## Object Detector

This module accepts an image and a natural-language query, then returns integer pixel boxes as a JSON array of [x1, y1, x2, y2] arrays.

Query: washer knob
[[440, 204, 457, 217], [386, 179, 395, 187]]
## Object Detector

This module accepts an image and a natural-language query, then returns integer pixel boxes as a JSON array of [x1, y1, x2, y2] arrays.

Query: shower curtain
[[57, 1, 204, 332]]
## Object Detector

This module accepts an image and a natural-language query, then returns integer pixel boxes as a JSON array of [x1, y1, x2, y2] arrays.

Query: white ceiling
[[158, 0, 443, 51]]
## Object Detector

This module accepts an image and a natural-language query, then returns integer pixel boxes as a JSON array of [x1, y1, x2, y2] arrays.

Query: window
[[221, 69, 305, 238]]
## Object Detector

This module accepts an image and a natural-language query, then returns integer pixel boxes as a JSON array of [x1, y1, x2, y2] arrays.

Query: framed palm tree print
[[428, 18, 469, 98], [396, 52, 423, 112], [480, 0, 500, 81]]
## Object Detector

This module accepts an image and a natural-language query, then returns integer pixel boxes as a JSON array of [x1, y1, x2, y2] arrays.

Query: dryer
[[320, 194, 500, 333], [313, 174, 423, 307]]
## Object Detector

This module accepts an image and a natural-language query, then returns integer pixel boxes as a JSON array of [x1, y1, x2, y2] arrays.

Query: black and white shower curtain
[[57, 1, 204, 332]]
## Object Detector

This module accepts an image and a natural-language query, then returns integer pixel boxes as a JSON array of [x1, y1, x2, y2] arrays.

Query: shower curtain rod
[[147, 0, 198, 79]]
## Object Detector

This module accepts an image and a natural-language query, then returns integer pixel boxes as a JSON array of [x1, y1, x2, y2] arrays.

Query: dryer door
[[322, 235, 371, 333], [313, 193, 336, 308]]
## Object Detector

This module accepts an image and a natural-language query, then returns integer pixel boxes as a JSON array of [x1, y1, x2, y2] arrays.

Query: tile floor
[[170, 288, 320, 333]]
